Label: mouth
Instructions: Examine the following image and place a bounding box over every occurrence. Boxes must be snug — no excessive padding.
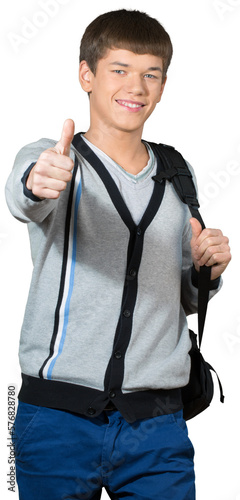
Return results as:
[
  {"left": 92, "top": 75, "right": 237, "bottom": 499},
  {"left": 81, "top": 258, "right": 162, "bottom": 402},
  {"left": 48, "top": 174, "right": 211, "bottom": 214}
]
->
[{"left": 116, "top": 99, "right": 145, "bottom": 111}]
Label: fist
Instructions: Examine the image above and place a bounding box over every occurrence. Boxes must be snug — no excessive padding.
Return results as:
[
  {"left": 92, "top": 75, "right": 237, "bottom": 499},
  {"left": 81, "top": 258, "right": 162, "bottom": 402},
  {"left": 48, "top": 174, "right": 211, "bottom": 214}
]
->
[
  {"left": 26, "top": 119, "right": 75, "bottom": 199},
  {"left": 190, "top": 217, "right": 231, "bottom": 280}
]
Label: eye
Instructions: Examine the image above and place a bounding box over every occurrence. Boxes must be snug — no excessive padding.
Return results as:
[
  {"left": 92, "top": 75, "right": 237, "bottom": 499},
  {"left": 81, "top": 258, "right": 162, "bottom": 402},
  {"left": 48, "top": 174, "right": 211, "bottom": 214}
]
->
[
  {"left": 113, "top": 69, "right": 125, "bottom": 75},
  {"left": 144, "top": 73, "right": 157, "bottom": 79}
]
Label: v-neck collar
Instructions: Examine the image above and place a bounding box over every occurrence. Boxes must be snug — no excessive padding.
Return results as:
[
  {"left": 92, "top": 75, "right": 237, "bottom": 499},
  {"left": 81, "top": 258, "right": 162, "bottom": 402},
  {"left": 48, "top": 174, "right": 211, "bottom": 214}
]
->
[{"left": 72, "top": 133, "right": 166, "bottom": 234}]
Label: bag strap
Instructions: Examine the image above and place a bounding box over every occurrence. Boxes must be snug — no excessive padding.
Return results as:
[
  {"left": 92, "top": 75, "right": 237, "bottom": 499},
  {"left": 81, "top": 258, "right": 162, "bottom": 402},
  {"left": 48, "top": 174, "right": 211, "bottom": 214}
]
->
[{"left": 150, "top": 142, "right": 211, "bottom": 348}]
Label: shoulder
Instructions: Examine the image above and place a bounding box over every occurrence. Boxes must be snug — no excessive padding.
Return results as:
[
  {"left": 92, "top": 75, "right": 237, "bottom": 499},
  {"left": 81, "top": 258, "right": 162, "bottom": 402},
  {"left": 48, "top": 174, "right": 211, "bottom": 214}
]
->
[
  {"left": 147, "top": 140, "right": 198, "bottom": 191},
  {"left": 14, "top": 138, "right": 57, "bottom": 163}
]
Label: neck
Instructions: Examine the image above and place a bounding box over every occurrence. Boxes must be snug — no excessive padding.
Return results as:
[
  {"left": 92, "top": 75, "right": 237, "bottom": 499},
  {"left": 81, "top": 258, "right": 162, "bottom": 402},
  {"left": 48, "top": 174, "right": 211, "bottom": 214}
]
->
[{"left": 84, "top": 127, "right": 149, "bottom": 175}]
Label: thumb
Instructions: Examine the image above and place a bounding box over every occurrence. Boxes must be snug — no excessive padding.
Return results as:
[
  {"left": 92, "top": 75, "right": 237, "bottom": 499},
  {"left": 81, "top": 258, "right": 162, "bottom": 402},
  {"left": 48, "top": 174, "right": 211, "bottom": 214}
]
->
[
  {"left": 55, "top": 119, "right": 75, "bottom": 156},
  {"left": 190, "top": 217, "right": 202, "bottom": 243}
]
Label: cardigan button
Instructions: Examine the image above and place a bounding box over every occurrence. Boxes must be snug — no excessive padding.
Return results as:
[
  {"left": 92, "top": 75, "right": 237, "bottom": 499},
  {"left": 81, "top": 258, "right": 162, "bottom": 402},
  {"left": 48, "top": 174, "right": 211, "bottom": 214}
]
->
[
  {"left": 114, "top": 351, "right": 122, "bottom": 359},
  {"left": 109, "top": 390, "right": 116, "bottom": 399},
  {"left": 87, "top": 407, "right": 96, "bottom": 416},
  {"left": 123, "top": 309, "right": 131, "bottom": 318},
  {"left": 129, "top": 268, "right": 137, "bottom": 278}
]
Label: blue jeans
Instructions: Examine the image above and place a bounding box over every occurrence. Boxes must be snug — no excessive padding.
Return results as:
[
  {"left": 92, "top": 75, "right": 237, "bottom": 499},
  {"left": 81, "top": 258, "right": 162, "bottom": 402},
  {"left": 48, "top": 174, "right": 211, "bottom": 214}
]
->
[{"left": 13, "top": 402, "right": 195, "bottom": 500}]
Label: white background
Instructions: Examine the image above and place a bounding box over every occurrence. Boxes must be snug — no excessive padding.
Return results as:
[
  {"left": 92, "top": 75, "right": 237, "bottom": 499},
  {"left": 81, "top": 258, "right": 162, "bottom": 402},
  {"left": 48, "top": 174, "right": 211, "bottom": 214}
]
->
[{"left": 1, "top": 0, "right": 239, "bottom": 499}]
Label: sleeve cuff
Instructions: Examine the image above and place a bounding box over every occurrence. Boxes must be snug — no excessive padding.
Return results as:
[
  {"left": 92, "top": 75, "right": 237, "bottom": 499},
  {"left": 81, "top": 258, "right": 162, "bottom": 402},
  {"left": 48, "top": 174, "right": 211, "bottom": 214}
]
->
[
  {"left": 21, "top": 163, "right": 43, "bottom": 202},
  {"left": 191, "top": 265, "right": 221, "bottom": 290}
]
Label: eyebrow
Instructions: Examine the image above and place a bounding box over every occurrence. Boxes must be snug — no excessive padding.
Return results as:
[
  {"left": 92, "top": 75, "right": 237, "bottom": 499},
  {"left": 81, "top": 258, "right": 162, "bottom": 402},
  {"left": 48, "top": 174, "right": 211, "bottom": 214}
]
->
[{"left": 109, "top": 62, "right": 162, "bottom": 72}]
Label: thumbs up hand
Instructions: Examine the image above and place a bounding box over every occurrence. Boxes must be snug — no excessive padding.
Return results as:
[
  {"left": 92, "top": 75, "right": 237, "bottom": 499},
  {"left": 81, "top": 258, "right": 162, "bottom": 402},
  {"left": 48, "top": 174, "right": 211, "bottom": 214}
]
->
[
  {"left": 26, "top": 119, "right": 75, "bottom": 199},
  {"left": 190, "top": 218, "right": 231, "bottom": 280},
  {"left": 54, "top": 118, "right": 75, "bottom": 157}
]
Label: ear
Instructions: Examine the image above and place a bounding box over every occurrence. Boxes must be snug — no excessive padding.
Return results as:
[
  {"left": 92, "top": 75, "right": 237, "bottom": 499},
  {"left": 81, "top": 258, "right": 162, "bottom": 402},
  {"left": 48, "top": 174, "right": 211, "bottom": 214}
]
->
[
  {"left": 157, "top": 75, "right": 167, "bottom": 103},
  {"left": 79, "top": 60, "right": 93, "bottom": 93}
]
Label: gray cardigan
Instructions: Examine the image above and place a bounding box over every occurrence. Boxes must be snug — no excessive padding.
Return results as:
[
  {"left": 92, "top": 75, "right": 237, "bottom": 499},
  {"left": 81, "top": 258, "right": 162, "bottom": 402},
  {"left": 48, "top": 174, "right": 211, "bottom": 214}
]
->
[{"left": 5, "top": 134, "right": 220, "bottom": 422}]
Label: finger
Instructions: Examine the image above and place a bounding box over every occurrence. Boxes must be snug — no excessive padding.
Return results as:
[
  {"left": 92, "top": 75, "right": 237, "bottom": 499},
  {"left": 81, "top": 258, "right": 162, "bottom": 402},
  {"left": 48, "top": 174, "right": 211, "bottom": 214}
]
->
[
  {"left": 46, "top": 166, "right": 72, "bottom": 183},
  {"left": 54, "top": 119, "right": 75, "bottom": 156},
  {"left": 44, "top": 177, "right": 69, "bottom": 192},
  {"left": 191, "top": 226, "right": 223, "bottom": 249},
  {"left": 195, "top": 245, "right": 229, "bottom": 268},
  {"left": 38, "top": 188, "right": 61, "bottom": 200},
  {"left": 192, "top": 235, "right": 227, "bottom": 260},
  {"left": 210, "top": 253, "right": 232, "bottom": 280},
  {"left": 190, "top": 218, "right": 202, "bottom": 244},
  {"left": 32, "top": 177, "right": 69, "bottom": 199},
  {"left": 203, "top": 253, "right": 230, "bottom": 280},
  {"left": 38, "top": 150, "right": 74, "bottom": 172}
]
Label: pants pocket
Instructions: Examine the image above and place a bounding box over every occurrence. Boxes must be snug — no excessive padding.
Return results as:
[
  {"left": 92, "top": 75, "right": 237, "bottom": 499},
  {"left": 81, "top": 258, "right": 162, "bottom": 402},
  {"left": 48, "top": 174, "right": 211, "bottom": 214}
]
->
[
  {"left": 12, "top": 401, "right": 43, "bottom": 457},
  {"left": 170, "top": 410, "right": 195, "bottom": 454}
]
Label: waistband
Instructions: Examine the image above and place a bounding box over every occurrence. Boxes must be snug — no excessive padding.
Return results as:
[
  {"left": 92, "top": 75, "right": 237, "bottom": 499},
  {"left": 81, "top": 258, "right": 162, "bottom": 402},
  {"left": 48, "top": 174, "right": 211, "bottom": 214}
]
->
[{"left": 18, "top": 373, "right": 183, "bottom": 423}]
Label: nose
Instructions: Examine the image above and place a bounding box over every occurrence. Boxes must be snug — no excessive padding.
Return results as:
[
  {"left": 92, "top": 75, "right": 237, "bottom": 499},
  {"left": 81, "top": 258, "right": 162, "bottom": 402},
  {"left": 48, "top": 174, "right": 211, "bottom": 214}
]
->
[{"left": 124, "top": 74, "right": 146, "bottom": 96}]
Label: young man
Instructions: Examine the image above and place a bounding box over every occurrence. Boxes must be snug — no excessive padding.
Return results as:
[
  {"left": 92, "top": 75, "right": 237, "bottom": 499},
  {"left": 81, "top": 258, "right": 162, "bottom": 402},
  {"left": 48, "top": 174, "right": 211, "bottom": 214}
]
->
[{"left": 6, "top": 9, "right": 231, "bottom": 500}]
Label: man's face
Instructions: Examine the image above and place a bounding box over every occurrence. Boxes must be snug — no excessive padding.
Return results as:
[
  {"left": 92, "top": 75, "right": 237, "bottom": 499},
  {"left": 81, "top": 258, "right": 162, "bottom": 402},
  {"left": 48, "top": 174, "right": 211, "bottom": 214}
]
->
[{"left": 79, "top": 48, "right": 166, "bottom": 137}]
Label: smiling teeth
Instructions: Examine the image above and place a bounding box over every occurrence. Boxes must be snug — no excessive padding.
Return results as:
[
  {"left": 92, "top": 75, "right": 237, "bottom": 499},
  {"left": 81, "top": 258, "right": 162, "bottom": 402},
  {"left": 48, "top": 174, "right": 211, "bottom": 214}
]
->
[{"left": 119, "top": 101, "right": 142, "bottom": 108}]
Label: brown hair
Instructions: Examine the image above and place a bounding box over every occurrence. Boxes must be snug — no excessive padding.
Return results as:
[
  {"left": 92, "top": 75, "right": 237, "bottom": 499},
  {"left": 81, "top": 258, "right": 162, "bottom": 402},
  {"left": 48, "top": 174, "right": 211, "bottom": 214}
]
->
[{"left": 80, "top": 9, "right": 173, "bottom": 80}]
